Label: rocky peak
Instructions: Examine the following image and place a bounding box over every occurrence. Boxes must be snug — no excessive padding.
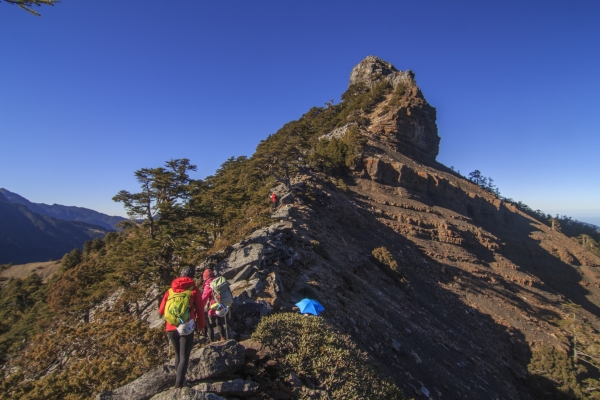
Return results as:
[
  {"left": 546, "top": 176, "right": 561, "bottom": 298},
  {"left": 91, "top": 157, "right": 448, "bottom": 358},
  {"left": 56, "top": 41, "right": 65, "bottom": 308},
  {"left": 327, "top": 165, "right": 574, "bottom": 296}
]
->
[
  {"left": 349, "top": 55, "right": 415, "bottom": 89},
  {"left": 347, "top": 56, "right": 440, "bottom": 162}
]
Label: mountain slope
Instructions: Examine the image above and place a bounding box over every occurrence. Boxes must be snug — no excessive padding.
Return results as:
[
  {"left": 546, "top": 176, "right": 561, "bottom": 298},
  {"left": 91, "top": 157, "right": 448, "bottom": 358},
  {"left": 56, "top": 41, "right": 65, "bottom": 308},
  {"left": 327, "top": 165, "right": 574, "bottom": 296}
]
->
[
  {"left": 0, "top": 192, "right": 110, "bottom": 264},
  {"left": 2, "top": 56, "right": 600, "bottom": 399},
  {"left": 0, "top": 188, "right": 125, "bottom": 230}
]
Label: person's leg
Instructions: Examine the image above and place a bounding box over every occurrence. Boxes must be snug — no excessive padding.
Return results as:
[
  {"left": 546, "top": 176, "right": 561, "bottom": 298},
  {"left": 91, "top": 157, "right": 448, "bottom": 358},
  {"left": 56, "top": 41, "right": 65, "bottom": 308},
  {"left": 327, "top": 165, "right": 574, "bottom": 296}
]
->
[
  {"left": 215, "top": 316, "right": 225, "bottom": 340},
  {"left": 167, "top": 331, "right": 183, "bottom": 387},
  {"left": 222, "top": 312, "right": 229, "bottom": 340},
  {"left": 208, "top": 314, "right": 216, "bottom": 342},
  {"left": 177, "top": 331, "right": 195, "bottom": 387},
  {"left": 167, "top": 331, "right": 181, "bottom": 368}
]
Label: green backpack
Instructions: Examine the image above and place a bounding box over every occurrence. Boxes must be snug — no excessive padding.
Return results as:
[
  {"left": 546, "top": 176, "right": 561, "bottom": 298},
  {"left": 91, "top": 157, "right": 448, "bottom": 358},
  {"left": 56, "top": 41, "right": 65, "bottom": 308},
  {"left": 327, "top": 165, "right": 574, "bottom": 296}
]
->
[{"left": 164, "top": 287, "right": 193, "bottom": 326}]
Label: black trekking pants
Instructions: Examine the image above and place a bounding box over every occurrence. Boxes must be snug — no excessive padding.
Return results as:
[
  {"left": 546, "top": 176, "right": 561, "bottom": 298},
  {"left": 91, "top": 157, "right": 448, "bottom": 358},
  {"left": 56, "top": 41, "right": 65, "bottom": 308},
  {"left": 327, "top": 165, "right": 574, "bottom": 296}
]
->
[
  {"left": 207, "top": 313, "right": 227, "bottom": 341},
  {"left": 167, "top": 330, "right": 194, "bottom": 387}
]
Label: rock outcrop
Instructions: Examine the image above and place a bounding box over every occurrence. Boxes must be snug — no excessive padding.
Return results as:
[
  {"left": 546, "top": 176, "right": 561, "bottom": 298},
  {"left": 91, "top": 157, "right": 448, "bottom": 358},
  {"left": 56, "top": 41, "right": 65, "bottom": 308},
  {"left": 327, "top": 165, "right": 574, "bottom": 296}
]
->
[
  {"left": 350, "top": 55, "right": 440, "bottom": 162},
  {"left": 99, "top": 341, "right": 256, "bottom": 400},
  {"left": 187, "top": 340, "right": 245, "bottom": 381}
]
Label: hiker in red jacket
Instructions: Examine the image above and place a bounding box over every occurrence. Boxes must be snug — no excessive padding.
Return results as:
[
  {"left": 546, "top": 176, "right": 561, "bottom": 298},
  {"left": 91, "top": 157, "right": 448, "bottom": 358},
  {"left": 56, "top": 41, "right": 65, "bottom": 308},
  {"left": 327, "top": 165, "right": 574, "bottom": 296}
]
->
[
  {"left": 159, "top": 267, "right": 205, "bottom": 388},
  {"left": 201, "top": 269, "right": 227, "bottom": 342},
  {"left": 270, "top": 192, "right": 278, "bottom": 210}
]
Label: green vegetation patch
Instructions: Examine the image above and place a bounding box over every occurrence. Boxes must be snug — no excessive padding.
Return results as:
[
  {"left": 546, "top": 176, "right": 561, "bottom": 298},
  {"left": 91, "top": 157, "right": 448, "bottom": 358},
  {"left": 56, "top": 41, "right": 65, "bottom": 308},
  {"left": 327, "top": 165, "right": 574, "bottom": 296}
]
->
[
  {"left": 252, "top": 312, "right": 404, "bottom": 399},
  {"left": 527, "top": 346, "right": 585, "bottom": 400},
  {"left": 1, "top": 312, "right": 167, "bottom": 400},
  {"left": 372, "top": 246, "right": 404, "bottom": 281}
]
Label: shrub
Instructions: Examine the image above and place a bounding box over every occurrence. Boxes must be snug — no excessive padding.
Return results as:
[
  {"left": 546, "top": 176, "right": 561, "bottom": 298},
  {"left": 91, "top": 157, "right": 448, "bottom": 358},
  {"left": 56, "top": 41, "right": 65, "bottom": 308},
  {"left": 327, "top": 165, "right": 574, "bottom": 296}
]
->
[
  {"left": 526, "top": 346, "right": 584, "bottom": 399},
  {"left": 336, "top": 179, "right": 348, "bottom": 192},
  {"left": 371, "top": 246, "right": 401, "bottom": 273},
  {"left": 388, "top": 83, "right": 407, "bottom": 108},
  {"left": 1, "top": 312, "right": 168, "bottom": 400},
  {"left": 252, "top": 313, "right": 404, "bottom": 399},
  {"left": 308, "top": 125, "right": 366, "bottom": 174}
]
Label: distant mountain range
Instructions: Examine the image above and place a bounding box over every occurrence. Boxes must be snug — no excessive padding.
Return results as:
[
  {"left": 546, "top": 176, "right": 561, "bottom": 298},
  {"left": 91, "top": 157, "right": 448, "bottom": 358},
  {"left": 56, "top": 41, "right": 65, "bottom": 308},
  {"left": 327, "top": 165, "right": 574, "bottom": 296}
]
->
[
  {"left": 0, "top": 188, "right": 125, "bottom": 230},
  {"left": 0, "top": 189, "right": 125, "bottom": 264}
]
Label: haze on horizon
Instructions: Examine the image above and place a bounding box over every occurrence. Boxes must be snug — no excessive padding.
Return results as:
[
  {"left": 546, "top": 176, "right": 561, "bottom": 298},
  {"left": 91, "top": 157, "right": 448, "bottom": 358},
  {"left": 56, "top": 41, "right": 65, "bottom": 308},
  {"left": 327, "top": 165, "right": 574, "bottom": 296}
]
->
[{"left": 1, "top": 1, "right": 598, "bottom": 225}]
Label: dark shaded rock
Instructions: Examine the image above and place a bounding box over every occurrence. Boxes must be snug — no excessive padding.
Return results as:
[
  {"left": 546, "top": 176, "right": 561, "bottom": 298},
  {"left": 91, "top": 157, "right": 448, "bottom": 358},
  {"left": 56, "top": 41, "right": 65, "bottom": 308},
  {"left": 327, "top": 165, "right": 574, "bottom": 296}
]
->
[
  {"left": 229, "top": 301, "right": 272, "bottom": 336},
  {"left": 150, "top": 387, "right": 225, "bottom": 400},
  {"left": 280, "top": 193, "right": 294, "bottom": 204},
  {"left": 267, "top": 221, "right": 293, "bottom": 236},
  {"left": 97, "top": 364, "right": 176, "bottom": 400},
  {"left": 193, "top": 379, "right": 259, "bottom": 396},
  {"left": 230, "top": 278, "right": 263, "bottom": 298},
  {"left": 240, "top": 339, "right": 270, "bottom": 362},
  {"left": 187, "top": 340, "right": 245, "bottom": 381}
]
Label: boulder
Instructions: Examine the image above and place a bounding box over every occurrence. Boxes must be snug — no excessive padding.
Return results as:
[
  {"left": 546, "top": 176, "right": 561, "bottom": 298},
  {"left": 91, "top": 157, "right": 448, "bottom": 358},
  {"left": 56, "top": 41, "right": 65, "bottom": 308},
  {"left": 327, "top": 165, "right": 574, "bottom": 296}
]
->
[
  {"left": 150, "top": 387, "right": 225, "bottom": 400},
  {"left": 246, "top": 228, "right": 270, "bottom": 244},
  {"left": 245, "top": 279, "right": 264, "bottom": 298},
  {"left": 97, "top": 364, "right": 176, "bottom": 400},
  {"left": 239, "top": 339, "right": 271, "bottom": 362},
  {"left": 187, "top": 340, "right": 245, "bottom": 381},
  {"left": 280, "top": 192, "right": 294, "bottom": 204},
  {"left": 193, "top": 379, "right": 259, "bottom": 396},
  {"left": 267, "top": 221, "right": 293, "bottom": 236},
  {"left": 231, "top": 265, "right": 255, "bottom": 284},
  {"left": 229, "top": 300, "right": 272, "bottom": 336},
  {"left": 271, "top": 206, "right": 292, "bottom": 220},
  {"left": 216, "top": 244, "right": 263, "bottom": 279}
]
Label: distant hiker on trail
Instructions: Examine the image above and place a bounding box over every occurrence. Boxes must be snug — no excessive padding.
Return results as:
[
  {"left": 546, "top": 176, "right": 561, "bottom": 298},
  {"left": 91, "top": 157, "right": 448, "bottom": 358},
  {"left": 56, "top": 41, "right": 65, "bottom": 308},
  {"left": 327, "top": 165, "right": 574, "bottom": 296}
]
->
[
  {"left": 270, "top": 192, "right": 278, "bottom": 210},
  {"left": 159, "top": 267, "right": 205, "bottom": 388},
  {"left": 202, "top": 269, "right": 231, "bottom": 342}
]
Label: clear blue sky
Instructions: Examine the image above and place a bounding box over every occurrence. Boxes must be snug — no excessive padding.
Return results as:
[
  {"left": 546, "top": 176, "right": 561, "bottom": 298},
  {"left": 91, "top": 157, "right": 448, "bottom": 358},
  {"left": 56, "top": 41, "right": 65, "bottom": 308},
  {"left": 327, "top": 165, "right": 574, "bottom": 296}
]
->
[{"left": 1, "top": 1, "right": 599, "bottom": 225}]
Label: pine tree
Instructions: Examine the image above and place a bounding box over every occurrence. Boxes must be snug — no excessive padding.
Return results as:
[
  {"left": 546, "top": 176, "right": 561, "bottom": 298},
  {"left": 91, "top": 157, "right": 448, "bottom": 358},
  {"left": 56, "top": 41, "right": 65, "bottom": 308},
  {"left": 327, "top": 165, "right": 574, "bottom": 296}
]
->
[{"left": 2, "top": 0, "right": 58, "bottom": 16}]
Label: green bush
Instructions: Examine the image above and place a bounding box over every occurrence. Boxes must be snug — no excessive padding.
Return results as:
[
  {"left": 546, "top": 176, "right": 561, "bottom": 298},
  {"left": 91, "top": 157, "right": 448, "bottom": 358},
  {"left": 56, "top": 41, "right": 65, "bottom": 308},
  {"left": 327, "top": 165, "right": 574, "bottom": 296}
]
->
[
  {"left": 252, "top": 313, "right": 404, "bottom": 399},
  {"left": 526, "top": 346, "right": 584, "bottom": 399},
  {"left": 388, "top": 83, "right": 407, "bottom": 108},
  {"left": 308, "top": 125, "right": 366, "bottom": 174},
  {"left": 372, "top": 247, "right": 404, "bottom": 280}
]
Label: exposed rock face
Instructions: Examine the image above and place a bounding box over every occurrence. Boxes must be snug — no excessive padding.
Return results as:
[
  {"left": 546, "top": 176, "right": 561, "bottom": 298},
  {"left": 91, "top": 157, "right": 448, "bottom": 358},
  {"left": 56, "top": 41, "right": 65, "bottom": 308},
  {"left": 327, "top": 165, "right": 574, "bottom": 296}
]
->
[
  {"left": 150, "top": 388, "right": 225, "bottom": 400},
  {"left": 349, "top": 55, "right": 413, "bottom": 88},
  {"left": 193, "top": 379, "right": 259, "bottom": 396},
  {"left": 349, "top": 55, "right": 440, "bottom": 162},
  {"left": 97, "top": 364, "right": 177, "bottom": 400},
  {"left": 187, "top": 340, "right": 245, "bottom": 381}
]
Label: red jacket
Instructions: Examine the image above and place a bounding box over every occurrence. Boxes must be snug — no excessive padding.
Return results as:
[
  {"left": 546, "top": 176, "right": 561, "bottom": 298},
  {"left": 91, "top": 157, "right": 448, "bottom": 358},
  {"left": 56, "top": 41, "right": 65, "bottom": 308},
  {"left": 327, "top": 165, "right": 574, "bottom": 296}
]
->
[
  {"left": 202, "top": 277, "right": 217, "bottom": 317},
  {"left": 271, "top": 193, "right": 277, "bottom": 203},
  {"left": 159, "top": 277, "right": 205, "bottom": 332}
]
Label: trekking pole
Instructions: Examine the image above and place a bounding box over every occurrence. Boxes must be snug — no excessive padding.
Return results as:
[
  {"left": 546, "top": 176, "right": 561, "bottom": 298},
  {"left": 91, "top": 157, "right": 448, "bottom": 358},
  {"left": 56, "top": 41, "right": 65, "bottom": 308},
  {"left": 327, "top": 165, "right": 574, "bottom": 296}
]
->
[{"left": 224, "top": 312, "right": 229, "bottom": 340}]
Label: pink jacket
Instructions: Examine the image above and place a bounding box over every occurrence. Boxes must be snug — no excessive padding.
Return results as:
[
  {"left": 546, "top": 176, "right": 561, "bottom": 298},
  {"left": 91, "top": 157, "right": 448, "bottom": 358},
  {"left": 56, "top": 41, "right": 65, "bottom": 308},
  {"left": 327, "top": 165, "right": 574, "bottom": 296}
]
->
[{"left": 202, "top": 277, "right": 217, "bottom": 317}]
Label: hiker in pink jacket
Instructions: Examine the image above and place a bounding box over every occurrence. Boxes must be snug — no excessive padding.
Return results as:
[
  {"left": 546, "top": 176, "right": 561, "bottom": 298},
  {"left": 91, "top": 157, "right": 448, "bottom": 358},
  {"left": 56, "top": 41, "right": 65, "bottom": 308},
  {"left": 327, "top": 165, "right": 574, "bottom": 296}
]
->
[{"left": 201, "top": 269, "right": 227, "bottom": 341}]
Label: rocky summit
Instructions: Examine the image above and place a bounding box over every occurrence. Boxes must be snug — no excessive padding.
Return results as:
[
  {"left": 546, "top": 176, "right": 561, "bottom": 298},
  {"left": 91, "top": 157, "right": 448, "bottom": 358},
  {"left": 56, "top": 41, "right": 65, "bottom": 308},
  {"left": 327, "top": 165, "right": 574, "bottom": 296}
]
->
[
  {"left": 3, "top": 56, "right": 600, "bottom": 400},
  {"left": 350, "top": 55, "right": 440, "bottom": 161}
]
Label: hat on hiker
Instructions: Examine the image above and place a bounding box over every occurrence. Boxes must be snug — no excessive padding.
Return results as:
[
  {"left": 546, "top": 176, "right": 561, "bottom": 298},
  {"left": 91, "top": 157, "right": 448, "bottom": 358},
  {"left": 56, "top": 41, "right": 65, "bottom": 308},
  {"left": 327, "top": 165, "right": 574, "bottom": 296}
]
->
[
  {"left": 180, "top": 267, "right": 195, "bottom": 278},
  {"left": 203, "top": 269, "right": 214, "bottom": 280}
]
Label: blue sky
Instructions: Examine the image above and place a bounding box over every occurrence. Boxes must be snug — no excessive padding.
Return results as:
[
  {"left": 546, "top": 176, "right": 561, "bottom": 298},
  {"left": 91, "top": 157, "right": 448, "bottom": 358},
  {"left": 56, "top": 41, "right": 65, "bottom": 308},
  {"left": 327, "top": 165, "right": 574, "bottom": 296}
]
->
[{"left": 1, "top": 1, "right": 599, "bottom": 225}]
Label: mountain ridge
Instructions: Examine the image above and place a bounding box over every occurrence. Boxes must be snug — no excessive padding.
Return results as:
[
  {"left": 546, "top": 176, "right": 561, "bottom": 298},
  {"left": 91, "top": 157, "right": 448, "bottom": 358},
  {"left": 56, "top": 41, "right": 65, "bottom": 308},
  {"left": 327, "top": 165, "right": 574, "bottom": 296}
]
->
[
  {"left": 2, "top": 56, "right": 600, "bottom": 399},
  {"left": 0, "top": 191, "right": 111, "bottom": 264},
  {"left": 0, "top": 188, "right": 125, "bottom": 230}
]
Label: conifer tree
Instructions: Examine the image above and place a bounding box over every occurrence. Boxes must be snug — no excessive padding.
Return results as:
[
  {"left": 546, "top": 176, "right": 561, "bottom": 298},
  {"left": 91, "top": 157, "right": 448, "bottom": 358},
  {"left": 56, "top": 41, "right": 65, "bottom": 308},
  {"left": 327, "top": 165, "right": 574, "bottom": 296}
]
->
[{"left": 2, "top": 0, "right": 58, "bottom": 16}]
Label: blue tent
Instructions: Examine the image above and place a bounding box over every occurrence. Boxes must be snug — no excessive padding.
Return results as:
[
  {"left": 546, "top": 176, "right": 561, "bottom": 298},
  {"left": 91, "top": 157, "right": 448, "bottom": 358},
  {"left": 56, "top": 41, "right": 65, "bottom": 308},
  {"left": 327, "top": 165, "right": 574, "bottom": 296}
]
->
[{"left": 295, "top": 298, "right": 325, "bottom": 315}]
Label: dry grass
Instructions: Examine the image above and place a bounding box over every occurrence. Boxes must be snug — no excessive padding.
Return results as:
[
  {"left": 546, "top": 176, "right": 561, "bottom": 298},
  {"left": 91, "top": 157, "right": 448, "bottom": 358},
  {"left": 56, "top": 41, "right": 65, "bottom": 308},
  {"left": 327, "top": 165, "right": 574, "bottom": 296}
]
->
[{"left": 0, "top": 260, "right": 60, "bottom": 286}]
